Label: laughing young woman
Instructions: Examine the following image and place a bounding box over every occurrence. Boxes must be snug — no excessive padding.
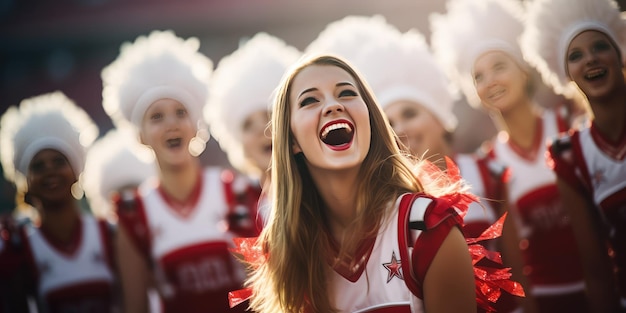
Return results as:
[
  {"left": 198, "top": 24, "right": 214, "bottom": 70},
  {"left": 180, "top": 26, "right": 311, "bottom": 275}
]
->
[
  {"left": 234, "top": 54, "right": 482, "bottom": 313},
  {"left": 430, "top": 0, "right": 589, "bottom": 311},
  {"left": 523, "top": 0, "right": 626, "bottom": 311}
]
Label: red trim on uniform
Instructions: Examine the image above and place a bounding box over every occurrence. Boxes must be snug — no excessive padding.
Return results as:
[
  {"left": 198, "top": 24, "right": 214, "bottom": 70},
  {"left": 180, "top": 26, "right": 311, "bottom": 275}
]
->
[
  {"left": 570, "top": 131, "right": 593, "bottom": 194},
  {"left": 114, "top": 190, "right": 153, "bottom": 263},
  {"left": 600, "top": 187, "right": 626, "bottom": 210},
  {"left": 45, "top": 280, "right": 112, "bottom": 312},
  {"left": 397, "top": 193, "right": 463, "bottom": 299},
  {"left": 247, "top": 184, "right": 263, "bottom": 235},
  {"left": 397, "top": 193, "right": 421, "bottom": 298},
  {"left": 328, "top": 233, "right": 376, "bottom": 283},
  {"left": 253, "top": 186, "right": 266, "bottom": 233},
  {"left": 476, "top": 156, "right": 505, "bottom": 214},
  {"left": 96, "top": 219, "right": 115, "bottom": 271},
  {"left": 590, "top": 122, "right": 626, "bottom": 161},
  {"left": 160, "top": 240, "right": 231, "bottom": 263},
  {"left": 20, "top": 226, "right": 39, "bottom": 282},
  {"left": 362, "top": 305, "right": 411, "bottom": 313},
  {"left": 158, "top": 171, "right": 204, "bottom": 219},
  {"left": 39, "top": 215, "right": 83, "bottom": 258},
  {"left": 413, "top": 214, "right": 459, "bottom": 292},
  {"left": 222, "top": 170, "right": 265, "bottom": 237},
  {"left": 221, "top": 169, "right": 235, "bottom": 208},
  {"left": 507, "top": 115, "right": 544, "bottom": 162},
  {"left": 550, "top": 131, "right": 588, "bottom": 194}
]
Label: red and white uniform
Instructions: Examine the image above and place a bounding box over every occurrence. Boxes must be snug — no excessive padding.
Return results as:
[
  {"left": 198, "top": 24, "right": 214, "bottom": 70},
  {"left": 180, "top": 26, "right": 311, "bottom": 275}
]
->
[
  {"left": 225, "top": 174, "right": 265, "bottom": 237},
  {"left": 455, "top": 153, "right": 503, "bottom": 238},
  {"left": 116, "top": 167, "right": 248, "bottom": 313},
  {"left": 488, "top": 109, "right": 587, "bottom": 311},
  {"left": 456, "top": 154, "right": 521, "bottom": 313},
  {"left": 22, "top": 214, "right": 116, "bottom": 313},
  {"left": 550, "top": 121, "right": 626, "bottom": 308},
  {"left": 328, "top": 193, "right": 462, "bottom": 313}
]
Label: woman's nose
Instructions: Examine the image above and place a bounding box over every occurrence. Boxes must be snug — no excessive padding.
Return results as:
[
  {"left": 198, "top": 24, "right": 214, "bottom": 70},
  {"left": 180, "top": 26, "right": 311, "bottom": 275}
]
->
[{"left": 323, "top": 101, "right": 344, "bottom": 116}]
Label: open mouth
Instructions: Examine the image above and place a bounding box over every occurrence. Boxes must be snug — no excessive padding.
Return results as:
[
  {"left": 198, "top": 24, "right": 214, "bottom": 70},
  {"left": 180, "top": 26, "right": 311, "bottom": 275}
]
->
[
  {"left": 166, "top": 138, "right": 183, "bottom": 148},
  {"left": 489, "top": 88, "right": 505, "bottom": 100},
  {"left": 320, "top": 120, "right": 354, "bottom": 147},
  {"left": 585, "top": 68, "right": 607, "bottom": 80}
]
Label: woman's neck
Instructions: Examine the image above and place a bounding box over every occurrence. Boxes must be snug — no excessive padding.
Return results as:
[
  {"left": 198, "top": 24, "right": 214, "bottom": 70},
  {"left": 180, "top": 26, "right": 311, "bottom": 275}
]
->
[
  {"left": 310, "top": 167, "right": 359, "bottom": 240},
  {"left": 158, "top": 159, "right": 201, "bottom": 202},
  {"left": 589, "top": 86, "right": 626, "bottom": 142},
  {"left": 495, "top": 99, "right": 539, "bottom": 150},
  {"left": 40, "top": 201, "right": 80, "bottom": 244}
]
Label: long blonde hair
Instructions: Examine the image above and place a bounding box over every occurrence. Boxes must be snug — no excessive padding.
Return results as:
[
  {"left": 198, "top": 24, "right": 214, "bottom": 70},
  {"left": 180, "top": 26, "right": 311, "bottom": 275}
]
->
[{"left": 247, "top": 55, "right": 424, "bottom": 313}]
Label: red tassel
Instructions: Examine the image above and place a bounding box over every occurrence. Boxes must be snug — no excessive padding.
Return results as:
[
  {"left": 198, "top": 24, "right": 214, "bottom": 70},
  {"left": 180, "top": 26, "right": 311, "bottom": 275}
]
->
[{"left": 228, "top": 288, "right": 253, "bottom": 308}]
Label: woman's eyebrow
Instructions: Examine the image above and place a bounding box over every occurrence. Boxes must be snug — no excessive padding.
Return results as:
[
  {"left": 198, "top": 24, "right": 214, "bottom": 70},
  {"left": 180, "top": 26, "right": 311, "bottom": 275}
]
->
[{"left": 298, "top": 87, "right": 318, "bottom": 99}]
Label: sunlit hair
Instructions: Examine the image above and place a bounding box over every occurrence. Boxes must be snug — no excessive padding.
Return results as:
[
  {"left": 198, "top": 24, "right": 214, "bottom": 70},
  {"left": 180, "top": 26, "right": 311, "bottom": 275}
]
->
[{"left": 246, "top": 54, "right": 427, "bottom": 313}]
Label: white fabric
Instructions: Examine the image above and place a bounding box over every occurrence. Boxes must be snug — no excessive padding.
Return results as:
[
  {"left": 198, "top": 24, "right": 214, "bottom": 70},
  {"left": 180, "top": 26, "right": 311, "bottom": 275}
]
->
[
  {"left": 329, "top": 196, "right": 424, "bottom": 312},
  {"left": 140, "top": 167, "right": 231, "bottom": 259},
  {"left": 578, "top": 128, "right": 626, "bottom": 208},
  {"left": 455, "top": 154, "right": 498, "bottom": 225},
  {"left": 26, "top": 214, "right": 113, "bottom": 298}
]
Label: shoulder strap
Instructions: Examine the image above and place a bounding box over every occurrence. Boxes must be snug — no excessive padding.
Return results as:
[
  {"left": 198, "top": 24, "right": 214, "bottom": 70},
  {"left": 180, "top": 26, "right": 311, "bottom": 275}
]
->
[
  {"left": 222, "top": 169, "right": 262, "bottom": 237},
  {"left": 476, "top": 155, "right": 509, "bottom": 215},
  {"left": 399, "top": 193, "right": 526, "bottom": 310},
  {"left": 549, "top": 130, "right": 593, "bottom": 194},
  {"left": 96, "top": 218, "right": 117, "bottom": 271},
  {"left": 113, "top": 188, "right": 153, "bottom": 267},
  {"left": 397, "top": 193, "right": 434, "bottom": 299}
]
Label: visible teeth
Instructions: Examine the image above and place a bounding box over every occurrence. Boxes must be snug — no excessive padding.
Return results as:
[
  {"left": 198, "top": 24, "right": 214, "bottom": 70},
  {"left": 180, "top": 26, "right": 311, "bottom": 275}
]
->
[
  {"left": 586, "top": 69, "right": 606, "bottom": 79},
  {"left": 321, "top": 123, "right": 352, "bottom": 139},
  {"left": 490, "top": 89, "right": 505, "bottom": 99},
  {"left": 167, "top": 138, "right": 182, "bottom": 147}
]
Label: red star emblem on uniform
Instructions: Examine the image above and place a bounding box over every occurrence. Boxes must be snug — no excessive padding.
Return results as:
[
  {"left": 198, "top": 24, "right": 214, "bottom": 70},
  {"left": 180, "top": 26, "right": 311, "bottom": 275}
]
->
[{"left": 383, "top": 251, "right": 403, "bottom": 283}]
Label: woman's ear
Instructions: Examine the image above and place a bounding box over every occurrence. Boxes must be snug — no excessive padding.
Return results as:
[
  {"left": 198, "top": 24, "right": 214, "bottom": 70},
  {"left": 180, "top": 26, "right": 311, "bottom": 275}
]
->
[{"left": 292, "top": 139, "right": 302, "bottom": 155}]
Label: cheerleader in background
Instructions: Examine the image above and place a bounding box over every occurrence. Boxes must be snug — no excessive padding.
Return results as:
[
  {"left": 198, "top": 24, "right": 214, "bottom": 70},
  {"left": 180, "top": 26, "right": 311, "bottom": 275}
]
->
[
  {"left": 0, "top": 91, "right": 118, "bottom": 312},
  {"left": 205, "top": 32, "right": 301, "bottom": 234},
  {"left": 81, "top": 127, "right": 161, "bottom": 312},
  {"left": 430, "top": 0, "right": 588, "bottom": 312},
  {"left": 101, "top": 30, "right": 249, "bottom": 313},
  {"left": 81, "top": 127, "right": 156, "bottom": 223},
  {"left": 523, "top": 0, "right": 626, "bottom": 311}
]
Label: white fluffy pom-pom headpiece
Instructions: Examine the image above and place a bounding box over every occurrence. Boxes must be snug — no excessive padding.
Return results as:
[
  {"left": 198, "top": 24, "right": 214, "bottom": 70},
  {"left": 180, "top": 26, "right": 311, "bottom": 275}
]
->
[
  {"left": 101, "top": 30, "right": 213, "bottom": 131},
  {"left": 305, "top": 15, "right": 400, "bottom": 65},
  {"left": 81, "top": 127, "right": 155, "bottom": 218},
  {"left": 430, "top": 0, "right": 526, "bottom": 108},
  {"left": 205, "top": 32, "right": 300, "bottom": 175},
  {"left": 356, "top": 29, "right": 458, "bottom": 132},
  {"left": 521, "top": 0, "right": 626, "bottom": 96},
  {"left": 0, "top": 91, "right": 99, "bottom": 186}
]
